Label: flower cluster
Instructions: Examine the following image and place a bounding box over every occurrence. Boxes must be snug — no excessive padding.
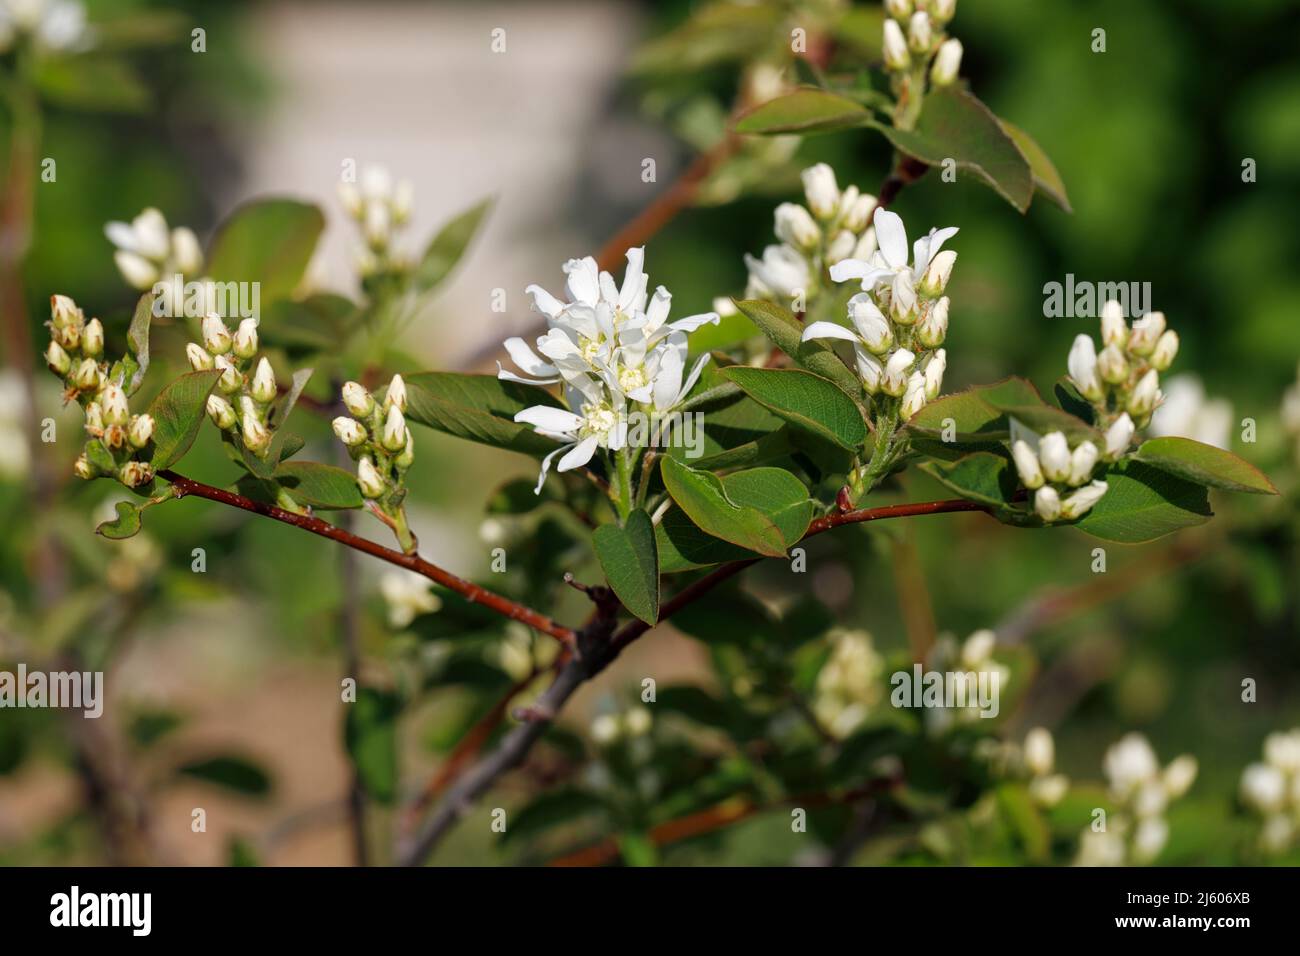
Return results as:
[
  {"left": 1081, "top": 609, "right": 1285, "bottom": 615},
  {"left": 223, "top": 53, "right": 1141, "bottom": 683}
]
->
[
  {"left": 503, "top": 248, "right": 719, "bottom": 493},
  {"left": 1010, "top": 429, "right": 1109, "bottom": 523},
  {"left": 1238, "top": 728, "right": 1300, "bottom": 856},
  {"left": 813, "top": 206, "right": 955, "bottom": 420},
  {"left": 0, "top": 0, "right": 87, "bottom": 54},
  {"left": 738, "top": 163, "right": 879, "bottom": 308},
  {"left": 186, "top": 314, "right": 285, "bottom": 459},
  {"left": 811, "top": 628, "right": 884, "bottom": 740},
  {"left": 1067, "top": 299, "right": 1179, "bottom": 440},
  {"left": 882, "top": 0, "right": 963, "bottom": 90},
  {"left": 44, "top": 295, "right": 155, "bottom": 488},
  {"left": 924, "top": 628, "right": 1006, "bottom": 732},
  {"left": 105, "top": 207, "right": 203, "bottom": 292},
  {"left": 338, "top": 165, "right": 414, "bottom": 278},
  {"left": 1075, "top": 733, "right": 1197, "bottom": 866},
  {"left": 332, "top": 375, "right": 416, "bottom": 550}
]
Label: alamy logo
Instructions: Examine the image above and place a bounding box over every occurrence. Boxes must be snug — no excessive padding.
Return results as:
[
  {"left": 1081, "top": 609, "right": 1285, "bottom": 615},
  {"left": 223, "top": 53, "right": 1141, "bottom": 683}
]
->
[
  {"left": 1042, "top": 274, "right": 1151, "bottom": 319},
  {"left": 151, "top": 273, "right": 260, "bottom": 321},
  {"left": 889, "top": 664, "right": 1001, "bottom": 718},
  {"left": 50, "top": 886, "right": 151, "bottom": 936},
  {"left": 0, "top": 665, "right": 103, "bottom": 718}
]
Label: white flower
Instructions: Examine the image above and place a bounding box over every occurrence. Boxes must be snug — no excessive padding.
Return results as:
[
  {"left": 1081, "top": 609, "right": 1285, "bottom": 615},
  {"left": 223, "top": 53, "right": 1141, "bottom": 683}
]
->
[
  {"left": 1024, "top": 728, "right": 1055, "bottom": 777},
  {"left": 1104, "top": 733, "right": 1159, "bottom": 800},
  {"left": 1067, "top": 334, "right": 1103, "bottom": 401},
  {"left": 384, "top": 374, "right": 407, "bottom": 412},
  {"left": 1076, "top": 829, "right": 1127, "bottom": 867},
  {"left": 113, "top": 251, "right": 158, "bottom": 290},
  {"left": 802, "top": 294, "right": 892, "bottom": 365},
  {"left": 379, "top": 570, "right": 441, "bottom": 629},
  {"left": 1011, "top": 440, "right": 1044, "bottom": 489},
  {"left": 745, "top": 244, "right": 809, "bottom": 300},
  {"left": 1263, "top": 729, "right": 1300, "bottom": 773},
  {"left": 515, "top": 377, "right": 629, "bottom": 494},
  {"left": 1131, "top": 817, "right": 1168, "bottom": 864},
  {"left": 171, "top": 227, "right": 203, "bottom": 274},
  {"left": 1060, "top": 480, "right": 1107, "bottom": 520},
  {"left": 1038, "top": 431, "right": 1071, "bottom": 483},
  {"left": 1030, "top": 773, "right": 1068, "bottom": 808},
  {"left": 1104, "top": 412, "right": 1135, "bottom": 459},
  {"left": 930, "top": 38, "right": 962, "bottom": 85},
  {"left": 774, "top": 202, "right": 820, "bottom": 250},
  {"left": 1148, "top": 375, "right": 1232, "bottom": 450},
  {"left": 1162, "top": 755, "right": 1198, "bottom": 800},
  {"left": 882, "top": 348, "right": 915, "bottom": 397},
  {"left": 829, "top": 208, "right": 958, "bottom": 302},
  {"left": 961, "top": 629, "right": 996, "bottom": 666},
  {"left": 800, "top": 163, "right": 839, "bottom": 220}
]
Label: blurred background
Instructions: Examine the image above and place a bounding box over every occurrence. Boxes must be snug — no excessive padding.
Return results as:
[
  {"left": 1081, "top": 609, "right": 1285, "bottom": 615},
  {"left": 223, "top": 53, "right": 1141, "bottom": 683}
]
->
[{"left": 1, "top": 0, "right": 1298, "bottom": 866}]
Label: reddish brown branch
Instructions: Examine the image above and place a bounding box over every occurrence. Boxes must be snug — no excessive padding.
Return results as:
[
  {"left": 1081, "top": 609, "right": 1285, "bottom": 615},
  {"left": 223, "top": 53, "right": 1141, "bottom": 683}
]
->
[{"left": 159, "top": 470, "right": 578, "bottom": 646}]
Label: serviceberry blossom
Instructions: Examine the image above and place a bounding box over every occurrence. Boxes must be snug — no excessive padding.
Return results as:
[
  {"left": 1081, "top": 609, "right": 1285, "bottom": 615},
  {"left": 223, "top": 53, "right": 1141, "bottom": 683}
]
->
[
  {"left": 338, "top": 164, "right": 414, "bottom": 276},
  {"left": 105, "top": 207, "right": 203, "bottom": 291},
  {"left": 1010, "top": 427, "right": 1108, "bottom": 522}
]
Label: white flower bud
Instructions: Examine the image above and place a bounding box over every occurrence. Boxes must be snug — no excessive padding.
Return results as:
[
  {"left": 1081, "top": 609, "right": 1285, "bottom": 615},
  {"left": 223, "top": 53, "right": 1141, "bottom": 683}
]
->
[
  {"left": 214, "top": 355, "right": 242, "bottom": 394},
  {"left": 1024, "top": 728, "right": 1055, "bottom": 776},
  {"left": 882, "top": 349, "right": 914, "bottom": 397},
  {"left": 186, "top": 342, "right": 214, "bottom": 371},
  {"left": 931, "top": 0, "right": 957, "bottom": 23},
  {"left": 384, "top": 374, "right": 407, "bottom": 412},
  {"left": 361, "top": 165, "right": 393, "bottom": 201},
  {"left": 883, "top": 18, "right": 911, "bottom": 70},
  {"left": 1104, "top": 413, "right": 1135, "bottom": 459},
  {"left": 924, "top": 348, "right": 946, "bottom": 400},
  {"left": 930, "top": 38, "right": 962, "bottom": 86},
  {"left": 901, "top": 373, "right": 927, "bottom": 418},
  {"left": 852, "top": 228, "right": 878, "bottom": 261},
  {"left": 381, "top": 404, "right": 407, "bottom": 452},
  {"left": 1163, "top": 755, "right": 1197, "bottom": 800},
  {"left": 102, "top": 383, "right": 129, "bottom": 426},
  {"left": 1067, "top": 334, "right": 1103, "bottom": 401},
  {"left": 333, "top": 416, "right": 367, "bottom": 447},
  {"left": 241, "top": 406, "right": 270, "bottom": 454},
  {"left": 206, "top": 394, "right": 237, "bottom": 430},
  {"left": 1034, "top": 485, "right": 1062, "bottom": 521},
  {"left": 1127, "top": 369, "right": 1160, "bottom": 418},
  {"left": 232, "top": 318, "right": 259, "bottom": 359},
  {"left": 1100, "top": 300, "right": 1127, "bottom": 348},
  {"left": 74, "top": 454, "right": 95, "bottom": 480},
  {"left": 890, "top": 270, "right": 918, "bottom": 325},
  {"left": 1011, "top": 440, "right": 1044, "bottom": 489},
  {"left": 119, "top": 461, "right": 155, "bottom": 489},
  {"left": 50, "top": 294, "right": 82, "bottom": 329},
  {"left": 45, "top": 340, "right": 71, "bottom": 375},
  {"left": 114, "top": 250, "right": 159, "bottom": 290},
  {"left": 73, "top": 358, "right": 100, "bottom": 391},
  {"left": 824, "top": 229, "right": 856, "bottom": 265},
  {"left": 357, "top": 456, "right": 386, "bottom": 498},
  {"left": 1068, "top": 440, "right": 1099, "bottom": 486},
  {"left": 82, "top": 318, "right": 104, "bottom": 357},
  {"left": 1240, "top": 763, "right": 1286, "bottom": 814},
  {"left": 885, "top": 0, "right": 912, "bottom": 20},
  {"left": 774, "top": 202, "right": 821, "bottom": 250},
  {"left": 1038, "top": 431, "right": 1071, "bottom": 483},
  {"left": 1127, "top": 311, "right": 1166, "bottom": 357},
  {"left": 170, "top": 227, "right": 203, "bottom": 274},
  {"left": 128, "top": 414, "right": 154, "bottom": 449},
  {"left": 1060, "top": 480, "right": 1108, "bottom": 519},
  {"left": 395, "top": 429, "right": 415, "bottom": 469},
  {"left": 201, "top": 313, "right": 232, "bottom": 355},
  {"left": 1097, "top": 344, "right": 1129, "bottom": 385},
  {"left": 962, "top": 629, "right": 996, "bottom": 666},
  {"left": 917, "top": 296, "right": 949, "bottom": 348},
  {"left": 342, "top": 381, "right": 374, "bottom": 418},
  {"left": 103, "top": 424, "right": 126, "bottom": 449},
  {"left": 251, "top": 357, "right": 277, "bottom": 404},
  {"left": 907, "top": 11, "right": 932, "bottom": 53},
  {"left": 920, "top": 249, "right": 956, "bottom": 297},
  {"left": 843, "top": 192, "right": 877, "bottom": 233},
  {"left": 84, "top": 402, "right": 103, "bottom": 436},
  {"left": 132, "top": 208, "right": 171, "bottom": 260},
  {"left": 849, "top": 295, "right": 892, "bottom": 354},
  {"left": 1150, "top": 330, "right": 1179, "bottom": 372},
  {"left": 856, "top": 352, "right": 884, "bottom": 394},
  {"left": 800, "top": 163, "right": 840, "bottom": 220}
]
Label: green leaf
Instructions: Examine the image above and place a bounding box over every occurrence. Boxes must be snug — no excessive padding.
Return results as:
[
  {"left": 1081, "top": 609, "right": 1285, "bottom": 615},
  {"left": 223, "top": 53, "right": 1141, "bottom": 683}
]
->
[
  {"left": 661, "top": 459, "right": 790, "bottom": 558},
  {"left": 735, "top": 88, "right": 871, "bottom": 135},
  {"left": 404, "top": 372, "right": 564, "bottom": 457},
  {"left": 34, "top": 57, "right": 150, "bottom": 112},
  {"left": 177, "top": 755, "right": 271, "bottom": 797},
  {"left": 259, "top": 294, "right": 359, "bottom": 354},
  {"left": 723, "top": 366, "right": 867, "bottom": 451},
  {"left": 95, "top": 501, "right": 143, "bottom": 539},
  {"left": 733, "top": 299, "right": 865, "bottom": 408},
  {"left": 999, "top": 119, "right": 1072, "bottom": 213},
  {"left": 125, "top": 292, "right": 152, "bottom": 395},
  {"left": 630, "top": 2, "right": 782, "bottom": 75},
  {"left": 345, "top": 688, "right": 401, "bottom": 805},
  {"left": 867, "top": 88, "right": 1033, "bottom": 213},
  {"left": 920, "top": 452, "right": 1017, "bottom": 507},
  {"left": 148, "top": 370, "right": 222, "bottom": 469},
  {"left": 909, "top": 377, "right": 1044, "bottom": 438},
  {"left": 1133, "top": 436, "right": 1277, "bottom": 495},
  {"left": 206, "top": 199, "right": 325, "bottom": 303},
  {"left": 273, "top": 461, "right": 364, "bottom": 509},
  {"left": 413, "top": 197, "right": 493, "bottom": 294},
  {"left": 1075, "top": 460, "right": 1212, "bottom": 543},
  {"left": 501, "top": 789, "right": 607, "bottom": 846},
  {"left": 594, "top": 510, "right": 660, "bottom": 625}
]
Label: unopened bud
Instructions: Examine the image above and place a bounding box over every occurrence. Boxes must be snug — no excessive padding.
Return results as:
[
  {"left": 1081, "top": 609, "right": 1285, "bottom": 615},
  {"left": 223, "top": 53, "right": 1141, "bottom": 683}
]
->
[
  {"left": 1127, "top": 369, "right": 1160, "bottom": 418},
  {"left": 128, "top": 414, "right": 155, "bottom": 449},
  {"left": 1060, "top": 480, "right": 1108, "bottom": 520},
  {"left": 1034, "top": 485, "right": 1062, "bottom": 521},
  {"left": 801, "top": 163, "right": 840, "bottom": 221},
  {"left": 394, "top": 430, "right": 415, "bottom": 469},
  {"left": 1067, "top": 334, "right": 1103, "bottom": 401},
  {"left": 114, "top": 250, "right": 159, "bottom": 290},
  {"left": 333, "top": 416, "right": 367, "bottom": 447},
  {"left": 170, "top": 227, "right": 203, "bottom": 275},
  {"left": 207, "top": 394, "right": 237, "bottom": 430},
  {"left": 84, "top": 402, "right": 104, "bottom": 436},
  {"left": 882, "top": 349, "right": 914, "bottom": 397},
  {"left": 1150, "top": 330, "right": 1179, "bottom": 372},
  {"left": 850, "top": 295, "right": 892, "bottom": 354},
  {"left": 931, "top": 0, "right": 957, "bottom": 24},
  {"left": 1068, "top": 440, "right": 1099, "bottom": 486},
  {"left": 883, "top": 18, "right": 911, "bottom": 70},
  {"left": 930, "top": 38, "right": 962, "bottom": 86},
  {"left": 215, "top": 356, "right": 242, "bottom": 394},
  {"left": 338, "top": 182, "right": 364, "bottom": 219},
  {"left": 1012, "top": 440, "right": 1044, "bottom": 489},
  {"left": 82, "top": 318, "right": 104, "bottom": 357},
  {"left": 102, "top": 383, "right": 129, "bottom": 426},
  {"left": 119, "top": 461, "right": 155, "bottom": 489},
  {"left": 241, "top": 408, "right": 271, "bottom": 454},
  {"left": 357, "top": 456, "right": 386, "bottom": 498},
  {"left": 384, "top": 374, "right": 407, "bottom": 412},
  {"left": 201, "top": 313, "right": 233, "bottom": 355},
  {"left": 1038, "top": 431, "right": 1071, "bottom": 483},
  {"left": 46, "top": 340, "right": 72, "bottom": 375},
  {"left": 343, "top": 381, "right": 374, "bottom": 418},
  {"left": 885, "top": 0, "right": 912, "bottom": 20},
  {"left": 103, "top": 424, "right": 126, "bottom": 449},
  {"left": 916, "top": 296, "right": 949, "bottom": 348},
  {"left": 1097, "top": 344, "right": 1129, "bottom": 385},
  {"left": 1025, "top": 728, "right": 1055, "bottom": 776},
  {"left": 233, "top": 318, "right": 259, "bottom": 359},
  {"left": 186, "top": 342, "right": 214, "bottom": 371},
  {"left": 890, "top": 271, "right": 918, "bottom": 325},
  {"left": 50, "top": 294, "right": 82, "bottom": 329},
  {"left": 924, "top": 349, "right": 946, "bottom": 400},
  {"left": 774, "top": 202, "right": 820, "bottom": 251},
  {"left": 382, "top": 405, "right": 408, "bottom": 451},
  {"left": 1104, "top": 413, "right": 1135, "bottom": 459},
  {"left": 919, "top": 249, "right": 956, "bottom": 297},
  {"left": 901, "top": 373, "right": 927, "bottom": 418},
  {"left": 74, "top": 454, "right": 96, "bottom": 480},
  {"left": 1100, "top": 300, "right": 1127, "bottom": 348},
  {"left": 907, "top": 11, "right": 932, "bottom": 53},
  {"left": 1127, "top": 311, "right": 1166, "bottom": 357},
  {"left": 73, "top": 358, "right": 101, "bottom": 391},
  {"left": 824, "top": 230, "right": 856, "bottom": 265},
  {"left": 251, "top": 357, "right": 277, "bottom": 404}
]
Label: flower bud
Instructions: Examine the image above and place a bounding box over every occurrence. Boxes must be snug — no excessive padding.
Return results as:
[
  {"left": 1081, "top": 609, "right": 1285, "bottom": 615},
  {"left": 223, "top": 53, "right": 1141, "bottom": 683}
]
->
[
  {"left": 882, "top": 349, "right": 914, "bottom": 397},
  {"left": 1067, "top": 440, "right": 1099, "bottom": 486},
  {"left": 901, "top": 373, "right": 927, "bottom": 419},
  {"left": 202, "top": 313, "right": 233, "bottom": 355},
  {"left": 1029, "top": 774, "right": 1068, "bottom": 808},
  {"left": 1127, "top": 311, "right": 1166, "bottom": 357},
  {"left": 233, "top": 318, "right": 259, "bottom": 359},
  {"left": 102, "top": 383, "right": 130, "bottom": 426},
  {"left": 186, "top": 342, "right": 214, "bottom": 371},
  {"left": 843, "top": 191, "right": 877, "bottom": 233},
  {"left": 357, "top": 456, "right": 386, "bottom": 498},
  {"left": 916, "top": 296, "right": 949, "bottom": 348},
  {"left": 395, "top": 429, "right": 415, "bottom": 469},
  {"left": 333, "top": 416, "right": 367, "bottom": 447},
  {"left": 73, "top": 358, "right": 101, "bottom": 391},
  {"left": 103, "top": 424, "right": 126, "bottom": 449},
  {"left": 82, "top": 318, "right": 104, "bottom": 358},
  {"left": 907, "top": 11, "right": 932, "bottom": 53},
  {"left": 114, "top": 250, "right": 159, "bottom": 290},
  {"left": 1104, "top": 413, "right": 1134, "bottom": 459},
  {"left": 824, "top": 229, "right": 856, "bottom": 265},
  {"left": 856, "top": 352, "right": 884, "bottom": 394},
  {"left": 170, "top": 227, "right": 203, "bottom": 274},
  {"left": 214, "top": 356, "right": 242, "bottom": 394},
  {"left": 801, "top": 163, "right": 840, "bottom": 221},
  {"left": 890, "top": 271, "right": 918, "bottom": 325},
  {"left": 1127, "top": 369, "right": 1160, "bottom": 417},
  {"left": 1100, "top": 299, "right": 1127, "bottom": 348},
  {"left": 206, "top": 394, "right": 237, "bottom": 430},
  {"left": 930, "top": 38, "right": 962, "bottom": 86},
  {"left": 924, "top": 348, "right": 946, "bottom": 400},
  {"left": 774, "top": 202, "right": 821, "bottom": 250},
  {"left": 849, "top": 295, "right": 892, "bottom": 354},
  {"left": 1060, "top": 480, "right": 1108, "bottom": 520},
  {"left": 1011, "top": 440, "right": 1044, "bottom": 489},
  {"left": 84, "top": 402, "right": 104, "bottom": 436},
  {"left": 74, "top": 454, "right": 95, "bottom": 480},
  {"left": 50, "top": 294, "right": 82, "bottom": 329},
  {"left": 1024, "top": 728, "right": 1054, "bottom": 776},
  {"left": 1034, "top": 485, "right": 1062, "bottom": 521},
  {"left": 1067, "top": 334, "right": 1103, "bottom": 401},
  {"left": 1097, "top": 344, "right": 1129, "bottom": 385},
  {"left": 381, "top": 404, "right": 408, "bottom": 452},
  {"left": 930, "top": 0, "right": 957, "bottom": 23},
  {"left": 883, "top": 18, "right": 910, "bottom": 70},
  {"left": 241, "top": 406, "right": 271, "bottom": 454},
  {"left": 1150, "top": 330, "right": 1179, "bottom": 372},
  {"left": 919, "top": 249, "right": 956, "bottom": 297},
  {"left": 962, "top": 629, "right": 996, "bottom": 666},
  {"left": 885, "top": 0, "right": 912, "bottom": 20},
  {"left": 45, "top": 340, "right": 71, "bottom": 375},
  {"left": 343, "top": 381, "right": 374, "bottom": 418},
  {"left": 120, "top": 461, "right": 155, "bottom": 488},
  {"left": 251, "top": 357, "right": 277, "bottom": 404},
  {"left": 1038, "top": 431, "right": 1071, "bottom": 483},
  {"left": 384, "top": 374, "right": 408, "bottom": 412},
  {"left": 128, "top": 413, "right": 155, "bottom": 449},
  {"left": 132, "top": 208, "right": 171, "bottom": 260}
]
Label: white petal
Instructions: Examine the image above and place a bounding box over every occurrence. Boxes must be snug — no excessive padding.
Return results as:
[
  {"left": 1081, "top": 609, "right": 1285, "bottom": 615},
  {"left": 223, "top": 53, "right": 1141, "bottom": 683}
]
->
[
  {"left": 557, "top": 435, "right": 599, "bottom": 472},
  {"left": 514, "top": 405, "right": 583, "bottom": 435},
  {"left": 618, "top": 247, "right": 645, "bottom": 312},
  {"left": 562, "top": 256, "right": 600, "bottom": 306},
  {"left": 801, "top": 321, "right": 859, "bottom": 343},
  {"left": 533, "top": 443, "right": 572, "bottom": 494},
  {"left": 526, "top": 284, "right": 566, "bottom": 319},
  {"left": 104, "top": 221, "right": 139, "bottom": 253},
  {"left": 496, "top": 365, "right": 561, "bottom": 387},
  {"left": 677, "top": 353, "right": 711, "bottom": 403},
  {"left": 503, "top": 337, "right": 557, "bottom": 376},
  {"left": 666, "top": 311, "right": 721, "bottom": 335},
  {"left": 645, "top": 286, "right": 672, "bottom": 332},
  {"left": 873, "top": 208, "right": 909, "bottom": 269},
  {"left": 652, "top": 344, "right": 685, "bottom": 410}
]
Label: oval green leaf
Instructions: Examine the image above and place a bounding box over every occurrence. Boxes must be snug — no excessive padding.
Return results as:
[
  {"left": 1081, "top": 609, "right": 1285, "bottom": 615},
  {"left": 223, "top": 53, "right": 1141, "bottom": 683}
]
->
[
  {"left": 722, "top": 366, "right": 868, "bottom": 451},
  {"left": 593, "top": 509, "right": 660, "bottom": 625},
  {"left": 1134, "top": 436, "right": 1276, "bottom": 495},
  {"left": 148, "top": 369, "right": 222, "bottom": 470}
]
